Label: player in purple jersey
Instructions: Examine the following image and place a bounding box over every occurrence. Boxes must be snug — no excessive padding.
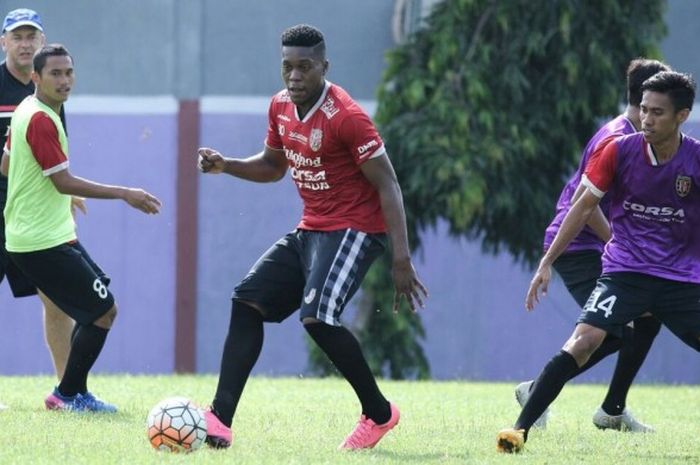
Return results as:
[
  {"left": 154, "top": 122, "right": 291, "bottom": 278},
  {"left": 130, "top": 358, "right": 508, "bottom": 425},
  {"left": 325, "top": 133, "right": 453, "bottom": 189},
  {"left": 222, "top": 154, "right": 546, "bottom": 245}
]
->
[
  {"left": 515, "top": 59, "right": 669, "bottom": 432},
  {"left": 497, "top": 70, "right": 699, "bottom": 453}
]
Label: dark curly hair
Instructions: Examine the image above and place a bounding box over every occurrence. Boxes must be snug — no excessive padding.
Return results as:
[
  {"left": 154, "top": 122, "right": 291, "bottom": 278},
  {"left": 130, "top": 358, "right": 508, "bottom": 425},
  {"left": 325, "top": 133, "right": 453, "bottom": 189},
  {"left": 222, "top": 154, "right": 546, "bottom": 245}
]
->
[{"left": 281, "top": 24, "right": 325, "bottom": 57}]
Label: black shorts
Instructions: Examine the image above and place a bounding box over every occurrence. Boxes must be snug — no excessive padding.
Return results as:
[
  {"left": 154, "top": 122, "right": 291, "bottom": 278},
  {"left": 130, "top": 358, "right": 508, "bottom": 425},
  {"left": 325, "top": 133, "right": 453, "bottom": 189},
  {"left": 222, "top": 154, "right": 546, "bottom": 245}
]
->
[
  {"left": 233, "top": 229, "right": 386, "bottom": 325},
  {"left": 577, "top": 272, "right": 700, "bottom": 351},
  {"left": 0, "top": 209, "right": 37, "bottom": 298},
  {"left": 8, "top": 241, "right": 114, "bottom": 325},
  {"left": 552, "top": 249, "right": 602, "bottom": 307}
]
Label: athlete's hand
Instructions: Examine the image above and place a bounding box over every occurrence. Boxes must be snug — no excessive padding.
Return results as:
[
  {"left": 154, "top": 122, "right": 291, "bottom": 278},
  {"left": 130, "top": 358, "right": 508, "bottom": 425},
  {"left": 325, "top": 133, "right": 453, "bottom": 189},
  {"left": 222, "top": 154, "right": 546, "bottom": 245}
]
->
[
  {"left": 392, "top": 257, "right": 428, "bottom": 313},
  {"left": 198, "top": 147, "right": 226, "bottom": 174},
  {"left": 70, "top": 196, "right": 87, "bottom": 216},
  {"left": 123, "top": 188, "right": 162, "bottom": 214},
  {"left": 525, "top": 263, "right": 552, "bottom": 311}
]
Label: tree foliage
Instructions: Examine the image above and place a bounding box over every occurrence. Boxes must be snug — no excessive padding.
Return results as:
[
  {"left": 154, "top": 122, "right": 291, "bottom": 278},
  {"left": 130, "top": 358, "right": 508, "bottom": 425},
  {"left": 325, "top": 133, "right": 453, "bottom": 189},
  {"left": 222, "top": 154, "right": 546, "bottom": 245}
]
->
[
  {"left": 378, "top": 0, "right": 666, "bottom": 261},
  {"left": 309, "top": 0, "right": 667, "bottom": 379}
]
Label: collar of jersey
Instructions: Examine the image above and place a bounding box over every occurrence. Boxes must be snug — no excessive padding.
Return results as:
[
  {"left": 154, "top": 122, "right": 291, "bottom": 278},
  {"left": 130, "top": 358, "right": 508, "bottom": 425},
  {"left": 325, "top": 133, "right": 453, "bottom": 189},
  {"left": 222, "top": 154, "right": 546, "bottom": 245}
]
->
[{"left": 295, "top": 80, "right": 331, "bottom": 123}]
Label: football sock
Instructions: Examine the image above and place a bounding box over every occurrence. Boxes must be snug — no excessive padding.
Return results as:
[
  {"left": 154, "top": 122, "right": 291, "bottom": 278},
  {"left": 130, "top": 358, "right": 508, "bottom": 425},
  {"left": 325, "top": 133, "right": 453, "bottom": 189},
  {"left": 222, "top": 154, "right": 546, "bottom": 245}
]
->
[
  {"left": 567, "top": 332, "right": 625, "bottom": 379},
  {"left": 70, "top": 323, "right": 80, "bottom": 345},
  {"left": 58, "top": 324, "right": 109, "bottom": 396},
  {"left": 304, "top": 322, "right": 391, "bottom": 425},
  {"left": 601, "top": 317, "right": 661, "bottom": 415},
  {"left": 212, "top": 300, "right": 264, "bottom": 428},
  {"left": 515, "top": 350, "right": 578, "bottom": 435}
]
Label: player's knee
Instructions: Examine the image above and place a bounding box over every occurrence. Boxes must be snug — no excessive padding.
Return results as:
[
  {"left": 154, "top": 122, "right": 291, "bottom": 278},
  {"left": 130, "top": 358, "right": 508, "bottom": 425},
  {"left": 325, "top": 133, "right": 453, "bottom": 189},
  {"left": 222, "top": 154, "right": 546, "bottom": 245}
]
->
[
  {"left": 302, "top": 317, "right": 321, "bottom": 325},
  {"left": 564, "top": 325, "right": 606, "bottom": 359},
  {"left": 94, "top": 304, "right": 118, "bottom": 329}
]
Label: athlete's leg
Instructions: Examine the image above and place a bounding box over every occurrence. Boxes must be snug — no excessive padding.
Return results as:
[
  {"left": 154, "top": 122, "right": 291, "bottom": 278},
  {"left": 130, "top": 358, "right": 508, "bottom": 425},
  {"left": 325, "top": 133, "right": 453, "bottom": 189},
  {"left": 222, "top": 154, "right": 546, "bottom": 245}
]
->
[
  {"left": 211, "top": 300, "right": 264, "bottom": 428},
  {"left": 515, "top": 323, "right": 607, "bottom": 433},
  {"left": 300, "top": 230, "right": 390, "bottom": 423},
  {"left": 304, "top": 317, "right": 390, "bottom": 423},
  {"left": 58, "top": 304, "right": 116, "bottom": 396},
  {"left": 600, "top": 315, "right": 660, "bottom": 415},
  {"left": 39, "top": 290, "right": 75, "bottom": 380}
]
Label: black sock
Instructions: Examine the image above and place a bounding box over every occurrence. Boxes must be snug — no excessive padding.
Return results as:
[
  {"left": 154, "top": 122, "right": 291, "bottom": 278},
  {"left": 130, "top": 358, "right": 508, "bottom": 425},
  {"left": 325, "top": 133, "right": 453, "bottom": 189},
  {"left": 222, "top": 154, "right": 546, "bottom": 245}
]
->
[
  {"left": 211, "top": 301, "right": 264, "bottom": 428},
  {"left": 515, "top": 351, "right": 579, "bottom": 436},
  {"left": 601, "top": 317, "right": 661, "bottom": 415},
  {"left": 567, "top": 333, "right": 624, "bottom": 379},
  {"left": 58, "top": 324, "right": 109, "bottom": 396},
  {"left": 305, "top": 322, "right": 390, "bottom": 424}
]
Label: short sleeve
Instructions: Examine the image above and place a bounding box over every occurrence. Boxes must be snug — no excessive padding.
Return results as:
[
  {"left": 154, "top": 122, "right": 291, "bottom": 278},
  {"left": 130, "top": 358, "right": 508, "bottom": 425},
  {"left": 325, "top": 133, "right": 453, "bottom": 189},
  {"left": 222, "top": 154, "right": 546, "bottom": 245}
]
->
[
  {"left": 582, "top": 138, "right": 618, "bottom": 197},
  {"left": 26, "top": 112, "right": 69, "bottom": 175},
  {"left": 337, "top": 111, "right": 386, "bottom": 165},
  {"left": 264, "top": 99, "right": 283, "bottom": 150}
]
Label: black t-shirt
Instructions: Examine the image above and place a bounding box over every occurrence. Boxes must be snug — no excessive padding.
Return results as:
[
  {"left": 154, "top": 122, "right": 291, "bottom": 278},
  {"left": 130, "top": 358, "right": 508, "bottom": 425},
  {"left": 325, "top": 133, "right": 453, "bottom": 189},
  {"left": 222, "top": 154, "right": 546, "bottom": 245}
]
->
[{"left": 0, "top": 61, "right": 67, "bottom": 203}]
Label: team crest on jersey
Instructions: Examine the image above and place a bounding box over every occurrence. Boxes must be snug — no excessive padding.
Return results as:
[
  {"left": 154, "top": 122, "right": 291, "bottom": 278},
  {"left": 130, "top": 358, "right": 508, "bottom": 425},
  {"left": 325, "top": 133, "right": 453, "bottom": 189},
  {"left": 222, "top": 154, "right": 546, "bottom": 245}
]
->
[
  {"left": 309, "top": 128, "right": 323, "bottom": 152},
  {"left": 675, "top": 174, "right": 691, "bottom": 197}
]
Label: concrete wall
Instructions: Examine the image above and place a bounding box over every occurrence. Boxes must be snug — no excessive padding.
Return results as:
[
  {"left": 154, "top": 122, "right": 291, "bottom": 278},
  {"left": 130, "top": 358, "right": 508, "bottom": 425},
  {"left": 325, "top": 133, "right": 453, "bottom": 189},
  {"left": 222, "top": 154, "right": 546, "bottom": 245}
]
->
[{"left": 1, "top": 0, "right": 699, "bottom": 383}]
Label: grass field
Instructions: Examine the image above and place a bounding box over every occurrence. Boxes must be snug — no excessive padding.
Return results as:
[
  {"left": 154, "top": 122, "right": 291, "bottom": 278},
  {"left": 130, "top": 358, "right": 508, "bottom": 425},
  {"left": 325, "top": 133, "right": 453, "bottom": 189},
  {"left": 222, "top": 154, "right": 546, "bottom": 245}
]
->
[{"left": 0, "top": 375, "right": 698, "bottom": 464}]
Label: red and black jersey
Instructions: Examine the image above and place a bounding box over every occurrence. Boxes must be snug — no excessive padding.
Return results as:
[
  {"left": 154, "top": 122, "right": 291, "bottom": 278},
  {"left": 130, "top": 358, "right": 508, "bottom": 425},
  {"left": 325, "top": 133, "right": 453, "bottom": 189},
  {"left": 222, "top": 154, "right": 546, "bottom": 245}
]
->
[{"left": 265, "top": 81, "right": 387, "bottom": 233}]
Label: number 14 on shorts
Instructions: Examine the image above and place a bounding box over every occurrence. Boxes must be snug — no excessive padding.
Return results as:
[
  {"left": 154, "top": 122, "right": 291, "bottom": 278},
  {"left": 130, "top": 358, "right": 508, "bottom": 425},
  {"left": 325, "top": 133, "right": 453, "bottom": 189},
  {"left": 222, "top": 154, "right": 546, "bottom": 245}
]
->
[{"left": 584, "top": 288, "right": 617, "bottom": 318}]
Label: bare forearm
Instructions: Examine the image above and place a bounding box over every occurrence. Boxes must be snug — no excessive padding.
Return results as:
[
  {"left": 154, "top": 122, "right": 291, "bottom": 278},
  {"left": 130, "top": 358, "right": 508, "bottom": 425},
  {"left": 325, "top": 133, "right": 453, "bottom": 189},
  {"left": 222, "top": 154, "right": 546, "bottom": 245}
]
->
[
  {"left": 377, "top": 180, "right": 411, "bottom": 261},
  {"left": 222, "top": 152, "right": 285, "bottom": 182},
  {"left": 586, "top": 206, "right": 611, "bottom": 242},
  {"left": 54, "top": 175, "right": 127, "bottom": 200},
  {"left": 0, "top": 153, "right": 8, "bottom": 177},
  {"left": 542, "top": 200, "right": 596, "bottom": 266}
]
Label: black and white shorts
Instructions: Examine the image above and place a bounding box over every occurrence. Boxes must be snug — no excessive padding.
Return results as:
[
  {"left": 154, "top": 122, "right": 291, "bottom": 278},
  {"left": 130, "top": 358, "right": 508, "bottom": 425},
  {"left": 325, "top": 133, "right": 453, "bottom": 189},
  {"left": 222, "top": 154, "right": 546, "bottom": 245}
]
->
[
  {"left": 577, "top": 272, "right": 700, "bottom": 351},
  {"left": 8, "top": 241, "right": 114, "bottom": 325},
  {"left": 232, "top": 229, "right": 386, "bottom": 325}
]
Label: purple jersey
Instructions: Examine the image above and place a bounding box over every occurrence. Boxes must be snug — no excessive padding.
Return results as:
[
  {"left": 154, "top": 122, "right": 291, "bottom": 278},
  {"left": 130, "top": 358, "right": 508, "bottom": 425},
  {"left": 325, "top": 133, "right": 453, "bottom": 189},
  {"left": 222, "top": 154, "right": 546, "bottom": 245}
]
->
[
  {"left": 583, "top": 132, "right": 700, "bottom": 283},
  {"left": 543, "top": 115, "right": 636, "bottom": 253}
]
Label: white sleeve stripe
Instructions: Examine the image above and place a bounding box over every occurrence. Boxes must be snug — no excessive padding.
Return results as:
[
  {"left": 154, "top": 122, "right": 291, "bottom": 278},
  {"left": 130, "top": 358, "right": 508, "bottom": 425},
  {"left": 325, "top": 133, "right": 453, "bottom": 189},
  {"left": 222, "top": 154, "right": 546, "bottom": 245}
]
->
[
  {"left": 43, "top": 161, "right": 69, "bottom": 176},
  {"left": 581, "top": 174, "right": 606, "bottom": 198},
  {"left": 368, "top": 149, "right": 386, "bottom": 160},
  {"left": 359, "top": 144, "right": 386, "bottom": 160}
]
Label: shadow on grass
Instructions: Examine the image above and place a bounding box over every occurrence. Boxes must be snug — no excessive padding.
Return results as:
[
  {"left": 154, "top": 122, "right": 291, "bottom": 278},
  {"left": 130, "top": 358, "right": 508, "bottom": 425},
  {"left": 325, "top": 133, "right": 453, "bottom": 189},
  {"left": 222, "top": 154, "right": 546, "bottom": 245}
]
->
[{"left": 371, "top": 449, "right": 471, "bottom": 462}]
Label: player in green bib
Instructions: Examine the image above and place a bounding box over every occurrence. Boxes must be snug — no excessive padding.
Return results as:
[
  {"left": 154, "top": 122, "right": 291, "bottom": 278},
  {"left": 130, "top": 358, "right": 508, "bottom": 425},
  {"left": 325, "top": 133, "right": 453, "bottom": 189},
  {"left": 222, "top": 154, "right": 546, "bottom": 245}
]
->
[
  {"left": 4, "top": 91, "right": 74, "bottom": 251},
  {"left": 1, "top": 44, "right": 161, "bottom": 412}
]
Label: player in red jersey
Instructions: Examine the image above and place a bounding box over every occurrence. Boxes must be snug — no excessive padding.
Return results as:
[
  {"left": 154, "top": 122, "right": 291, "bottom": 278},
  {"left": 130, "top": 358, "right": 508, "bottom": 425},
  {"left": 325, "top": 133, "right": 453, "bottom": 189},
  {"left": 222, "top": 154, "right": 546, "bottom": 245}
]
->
[{"left": 198, "top": 24, "right": 427, "bottom": 450}]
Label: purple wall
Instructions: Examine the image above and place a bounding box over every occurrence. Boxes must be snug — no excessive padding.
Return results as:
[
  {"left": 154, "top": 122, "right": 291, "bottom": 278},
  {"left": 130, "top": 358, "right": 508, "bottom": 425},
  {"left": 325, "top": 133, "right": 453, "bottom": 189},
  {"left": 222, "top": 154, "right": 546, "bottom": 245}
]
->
[
  {"left": 0, "top": 113, "right": 178, "bottom": 375},
  {"left": 2, "top": 107, "right": 698, "bottom": 384},
  {"left": 195, "top": 111, "right": 700, "bottom": 383}
]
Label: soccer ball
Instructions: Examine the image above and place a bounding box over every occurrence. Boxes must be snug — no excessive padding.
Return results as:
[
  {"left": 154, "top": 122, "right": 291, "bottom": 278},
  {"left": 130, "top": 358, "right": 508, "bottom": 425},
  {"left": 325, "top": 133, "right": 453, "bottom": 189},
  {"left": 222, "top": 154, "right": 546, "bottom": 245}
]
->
[{"left": 146, "top": 397, "right": 208, "bottom": 452}]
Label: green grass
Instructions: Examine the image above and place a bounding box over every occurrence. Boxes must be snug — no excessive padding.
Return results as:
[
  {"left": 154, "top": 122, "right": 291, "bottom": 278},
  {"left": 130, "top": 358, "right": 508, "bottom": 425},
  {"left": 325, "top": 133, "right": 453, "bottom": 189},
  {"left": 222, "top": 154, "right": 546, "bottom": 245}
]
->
[{"left": 0, "top": 375, "right": 697, "bottom": 464}]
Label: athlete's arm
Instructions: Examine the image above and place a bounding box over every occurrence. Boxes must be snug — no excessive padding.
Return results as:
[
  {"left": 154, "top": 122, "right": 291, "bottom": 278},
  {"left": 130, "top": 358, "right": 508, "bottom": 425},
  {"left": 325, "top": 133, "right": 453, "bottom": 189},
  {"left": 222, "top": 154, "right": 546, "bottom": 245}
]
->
[
  {"left": 49, "top": 169, "right": 161, "bottom": 214},
  {"left": 0, "top": 151, "right": 8, "bottom": 177},
  {"left": 526, "top": 189, "right": 601, "bottom": 310},
  {"left": 570, "top": 182, "right": 611, "bottom": 242},
  {"left": 361, "top": 154, "right": 428, "bottom": 312},
  {"left": 526, "top": 139, "right": 618, "bottom": 310},
  {"left": 2, "top": 133, "right": 10, "bottom": 176},
  {"left": 197, "top": 145, "right": 288, "bottom": 182}
]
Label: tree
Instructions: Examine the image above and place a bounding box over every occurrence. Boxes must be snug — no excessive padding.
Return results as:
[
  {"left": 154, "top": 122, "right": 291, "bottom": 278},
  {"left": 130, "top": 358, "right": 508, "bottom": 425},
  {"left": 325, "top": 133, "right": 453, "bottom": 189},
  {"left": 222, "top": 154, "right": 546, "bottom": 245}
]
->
[{"left": 308, "top": 0, "right": 666, "bottom": 378}]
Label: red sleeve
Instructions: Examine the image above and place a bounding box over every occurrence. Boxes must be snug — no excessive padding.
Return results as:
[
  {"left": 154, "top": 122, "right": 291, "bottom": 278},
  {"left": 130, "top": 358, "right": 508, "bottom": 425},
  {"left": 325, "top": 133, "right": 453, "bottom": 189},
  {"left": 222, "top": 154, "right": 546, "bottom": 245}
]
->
[
  {"left": 337, "top": 110, "right": 386, "bottom": 165},
  {"left": 26, "top": 112, "right": 68, "bottom": 174},
  {"left": 583, "top": 138, "right": 618, "bottom": 196},
  {"left": 264, "top": 99, "right": 283, "bottom": 150}
]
